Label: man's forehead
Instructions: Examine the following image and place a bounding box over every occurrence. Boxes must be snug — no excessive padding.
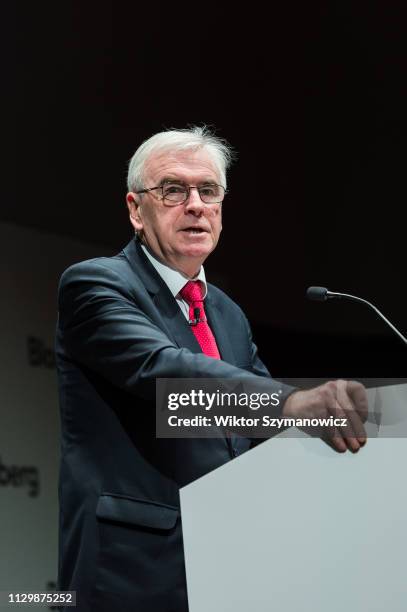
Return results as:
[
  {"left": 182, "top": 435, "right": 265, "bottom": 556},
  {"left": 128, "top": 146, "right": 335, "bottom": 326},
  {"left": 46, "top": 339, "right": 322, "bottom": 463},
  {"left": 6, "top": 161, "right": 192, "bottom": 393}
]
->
[{"left": 144, "top": 148, "right": 219, "bottom": 182}]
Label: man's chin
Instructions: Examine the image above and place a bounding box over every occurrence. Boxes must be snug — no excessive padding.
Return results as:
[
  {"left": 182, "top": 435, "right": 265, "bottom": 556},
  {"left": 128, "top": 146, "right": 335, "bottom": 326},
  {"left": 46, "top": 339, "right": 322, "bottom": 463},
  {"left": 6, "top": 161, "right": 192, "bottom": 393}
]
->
[{"left": 180, "top": 244, "right": 213, "bottom": 259}]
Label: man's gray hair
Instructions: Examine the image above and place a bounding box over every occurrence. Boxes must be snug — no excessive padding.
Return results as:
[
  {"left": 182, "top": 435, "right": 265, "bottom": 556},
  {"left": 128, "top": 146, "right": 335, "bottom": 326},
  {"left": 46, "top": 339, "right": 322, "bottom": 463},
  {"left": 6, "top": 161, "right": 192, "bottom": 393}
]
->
[{"left": 127, "top": 126, "right": 234, "bottom": 192}]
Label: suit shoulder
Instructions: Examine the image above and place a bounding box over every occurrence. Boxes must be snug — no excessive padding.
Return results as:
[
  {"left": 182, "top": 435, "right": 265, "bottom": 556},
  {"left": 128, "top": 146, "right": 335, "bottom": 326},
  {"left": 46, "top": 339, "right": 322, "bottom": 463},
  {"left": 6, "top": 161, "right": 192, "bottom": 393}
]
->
[
  {"left": 58, "top": 251, "right": 131, "bottom": 292},
  {"left": 60, "top": 250, "right": 129, "bottom": 280},
  {"left": 207, "top": 282, "right": 247, "bottom": 319}
]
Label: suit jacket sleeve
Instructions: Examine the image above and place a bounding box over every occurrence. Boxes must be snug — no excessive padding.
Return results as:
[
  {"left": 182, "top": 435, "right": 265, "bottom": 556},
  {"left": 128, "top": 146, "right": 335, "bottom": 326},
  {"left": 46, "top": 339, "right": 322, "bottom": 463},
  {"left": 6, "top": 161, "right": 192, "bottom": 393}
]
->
[{"left": 57, "top": 260, "right": 295, "bottom": 405}]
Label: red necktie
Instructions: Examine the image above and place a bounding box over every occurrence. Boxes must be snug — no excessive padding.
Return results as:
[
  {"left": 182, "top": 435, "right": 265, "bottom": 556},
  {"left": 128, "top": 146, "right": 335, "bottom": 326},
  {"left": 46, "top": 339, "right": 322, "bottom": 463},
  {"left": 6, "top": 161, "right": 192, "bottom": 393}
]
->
[{"left": 180, "top": 281, "right": 221, "bottom": 359}]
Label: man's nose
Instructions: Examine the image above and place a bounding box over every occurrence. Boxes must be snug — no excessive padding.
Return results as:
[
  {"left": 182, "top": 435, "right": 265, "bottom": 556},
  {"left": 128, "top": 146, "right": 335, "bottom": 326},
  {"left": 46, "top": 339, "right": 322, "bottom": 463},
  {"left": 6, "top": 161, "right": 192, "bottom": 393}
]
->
[{"left": 184, "top": 188, "right": 204, "bottom": 213}]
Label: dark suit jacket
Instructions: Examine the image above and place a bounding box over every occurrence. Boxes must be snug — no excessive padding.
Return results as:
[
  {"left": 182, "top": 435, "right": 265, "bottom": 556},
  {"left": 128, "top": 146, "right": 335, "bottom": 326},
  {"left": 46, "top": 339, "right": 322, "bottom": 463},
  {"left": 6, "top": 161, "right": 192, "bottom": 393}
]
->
[{"left": 56, "top": 237, "right": 293, "bottom": 612}]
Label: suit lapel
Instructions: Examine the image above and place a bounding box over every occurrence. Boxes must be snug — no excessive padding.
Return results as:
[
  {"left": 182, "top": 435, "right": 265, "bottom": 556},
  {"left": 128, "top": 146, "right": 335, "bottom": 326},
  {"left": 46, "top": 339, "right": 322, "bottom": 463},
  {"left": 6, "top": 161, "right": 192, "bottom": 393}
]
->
[
  {"left": 152, "top": 284, "right": 203, "bottom": 355},
  {"left": 123, "top": 237, "right": 234, "bottom": 455},
  {"left": 205, "top": 290, "right": 237, "bottom": 365},
  {"left": 122, "top": 238, "right": 203, "bottom": 355},
  {"left": 122, "top": 238, "right": 239, "bottom": 364}
]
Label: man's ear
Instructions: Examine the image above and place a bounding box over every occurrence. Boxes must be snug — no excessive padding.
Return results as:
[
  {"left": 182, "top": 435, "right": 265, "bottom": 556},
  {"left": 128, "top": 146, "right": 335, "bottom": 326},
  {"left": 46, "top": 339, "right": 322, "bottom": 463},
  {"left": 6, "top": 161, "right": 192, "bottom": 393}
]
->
[{"left": 126, "top": 193, "right": 143, "bottom": 233}]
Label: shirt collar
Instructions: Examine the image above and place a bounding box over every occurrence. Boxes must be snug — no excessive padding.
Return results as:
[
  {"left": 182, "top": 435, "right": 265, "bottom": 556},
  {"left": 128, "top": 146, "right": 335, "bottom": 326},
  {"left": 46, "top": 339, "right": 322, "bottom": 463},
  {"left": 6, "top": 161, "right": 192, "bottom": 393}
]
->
[{"left": 141, "top": 243, "right": 207, "bottom": 299}]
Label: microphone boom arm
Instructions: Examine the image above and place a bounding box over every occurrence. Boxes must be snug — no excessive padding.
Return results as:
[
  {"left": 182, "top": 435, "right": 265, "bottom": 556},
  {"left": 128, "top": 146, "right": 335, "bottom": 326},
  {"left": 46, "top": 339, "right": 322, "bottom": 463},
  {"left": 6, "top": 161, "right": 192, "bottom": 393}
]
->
[{"left": 307, "top": 287, "right": 407, "bottom": 346}]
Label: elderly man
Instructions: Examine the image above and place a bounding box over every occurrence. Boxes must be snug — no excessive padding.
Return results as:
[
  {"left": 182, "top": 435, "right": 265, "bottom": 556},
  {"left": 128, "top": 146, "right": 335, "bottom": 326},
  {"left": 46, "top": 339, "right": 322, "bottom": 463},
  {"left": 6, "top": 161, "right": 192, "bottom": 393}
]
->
[{"left": 56, "top": 126, "right": 367, "bottom": 612}]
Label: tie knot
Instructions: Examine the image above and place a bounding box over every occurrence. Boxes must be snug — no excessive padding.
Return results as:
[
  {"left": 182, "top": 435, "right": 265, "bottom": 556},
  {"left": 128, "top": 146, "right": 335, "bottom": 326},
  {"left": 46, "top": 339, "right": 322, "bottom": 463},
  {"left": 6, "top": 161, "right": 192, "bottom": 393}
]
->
[{"left": 180, "top": 281, "right": 203, "bottom": 305}]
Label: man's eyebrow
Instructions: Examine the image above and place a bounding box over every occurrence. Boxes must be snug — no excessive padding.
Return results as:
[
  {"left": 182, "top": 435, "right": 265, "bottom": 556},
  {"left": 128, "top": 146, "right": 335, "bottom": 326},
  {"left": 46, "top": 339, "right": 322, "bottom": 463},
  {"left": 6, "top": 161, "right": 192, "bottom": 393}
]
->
[
  {"left": 158, "top": 176, "right": 185, "bottom": 186},
  {"left": 158, "top": 176, "right": 218, "bottom": 185}
]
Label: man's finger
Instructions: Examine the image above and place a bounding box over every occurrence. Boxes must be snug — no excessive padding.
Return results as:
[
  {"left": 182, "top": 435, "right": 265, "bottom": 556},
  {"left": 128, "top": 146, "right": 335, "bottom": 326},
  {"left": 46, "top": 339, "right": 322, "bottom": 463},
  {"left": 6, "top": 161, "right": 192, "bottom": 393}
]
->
[
  {"left": 321, "top": 422, "right": 348, "bottom": 453},
  {"left": 324, "top": 382, "right": 362, "bottom": 452},
  {"left": 336, "top": 380, "right": 367, "bottom": 446},
  {"left": 347, "top": 380, "right": 369, "bottom": 423}
]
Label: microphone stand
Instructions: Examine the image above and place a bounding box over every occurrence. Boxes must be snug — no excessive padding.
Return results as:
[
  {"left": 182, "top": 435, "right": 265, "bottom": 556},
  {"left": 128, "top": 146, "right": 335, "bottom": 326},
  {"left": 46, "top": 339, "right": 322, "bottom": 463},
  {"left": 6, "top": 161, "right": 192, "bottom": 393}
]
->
[{"left": 307, "top": 286, "right": 407, "bottom": 346}]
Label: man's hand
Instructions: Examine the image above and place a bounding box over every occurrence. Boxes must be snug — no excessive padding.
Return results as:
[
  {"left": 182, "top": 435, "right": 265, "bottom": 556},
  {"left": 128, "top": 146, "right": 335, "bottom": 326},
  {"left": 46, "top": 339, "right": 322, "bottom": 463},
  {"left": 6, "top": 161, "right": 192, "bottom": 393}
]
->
[{"left": 282, "top": 379, "right": 368, "bottom": 453}]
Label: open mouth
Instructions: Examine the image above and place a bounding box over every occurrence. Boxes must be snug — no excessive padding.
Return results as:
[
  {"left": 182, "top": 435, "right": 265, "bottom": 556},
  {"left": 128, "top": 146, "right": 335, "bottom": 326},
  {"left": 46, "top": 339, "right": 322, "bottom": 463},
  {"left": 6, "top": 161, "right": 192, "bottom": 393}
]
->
[{"left": 181, "top": 227, "right": 207, "bottom": 234}]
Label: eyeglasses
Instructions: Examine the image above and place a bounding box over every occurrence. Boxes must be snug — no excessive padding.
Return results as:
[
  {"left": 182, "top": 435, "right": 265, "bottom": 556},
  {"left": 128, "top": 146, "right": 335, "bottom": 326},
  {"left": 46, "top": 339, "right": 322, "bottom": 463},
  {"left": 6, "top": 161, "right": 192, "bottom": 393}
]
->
[{"left": 135, "top": 181, "right": 226, "bottom": 205}]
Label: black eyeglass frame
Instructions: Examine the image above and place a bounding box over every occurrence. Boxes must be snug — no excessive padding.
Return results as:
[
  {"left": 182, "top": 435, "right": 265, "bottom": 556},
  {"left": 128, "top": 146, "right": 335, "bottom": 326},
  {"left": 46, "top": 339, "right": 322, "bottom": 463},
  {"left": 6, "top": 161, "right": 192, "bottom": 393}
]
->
[{"left": 134, "top": 182, "right": 227, "bottom": 205}]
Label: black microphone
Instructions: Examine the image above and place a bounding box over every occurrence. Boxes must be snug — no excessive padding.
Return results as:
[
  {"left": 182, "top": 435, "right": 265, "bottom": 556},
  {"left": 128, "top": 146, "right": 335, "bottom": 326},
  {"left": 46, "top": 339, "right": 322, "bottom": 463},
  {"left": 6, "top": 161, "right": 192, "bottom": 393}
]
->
[
  {"left": 306, "top": 286, "right": 407, "bottom": 346},
  {"left": 189, "top": 307, "right": 202, "bottom": 327}
]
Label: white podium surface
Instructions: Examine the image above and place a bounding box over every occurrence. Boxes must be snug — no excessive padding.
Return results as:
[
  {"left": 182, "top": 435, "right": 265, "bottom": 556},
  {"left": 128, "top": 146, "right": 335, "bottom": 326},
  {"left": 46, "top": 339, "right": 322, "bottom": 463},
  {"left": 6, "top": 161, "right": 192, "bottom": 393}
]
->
[{"left": 180, "top": 384, "right": 407, "bottom": 612}]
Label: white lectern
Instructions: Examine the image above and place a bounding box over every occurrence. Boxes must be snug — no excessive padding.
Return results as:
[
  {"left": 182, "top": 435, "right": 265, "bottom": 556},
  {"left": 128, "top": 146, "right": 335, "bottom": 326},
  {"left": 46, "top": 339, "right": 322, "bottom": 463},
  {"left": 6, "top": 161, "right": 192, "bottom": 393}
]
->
[{"left": 180, "top": 383, "right": 407, "bottom": 612}]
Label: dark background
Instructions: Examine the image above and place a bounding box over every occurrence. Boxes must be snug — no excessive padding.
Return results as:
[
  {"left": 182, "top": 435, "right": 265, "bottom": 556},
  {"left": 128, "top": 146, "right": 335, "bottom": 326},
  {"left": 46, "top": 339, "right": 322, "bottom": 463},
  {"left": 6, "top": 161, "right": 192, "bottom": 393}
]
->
[{"left": 2, "top": 1, "right": 406, "bottom": 376}]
